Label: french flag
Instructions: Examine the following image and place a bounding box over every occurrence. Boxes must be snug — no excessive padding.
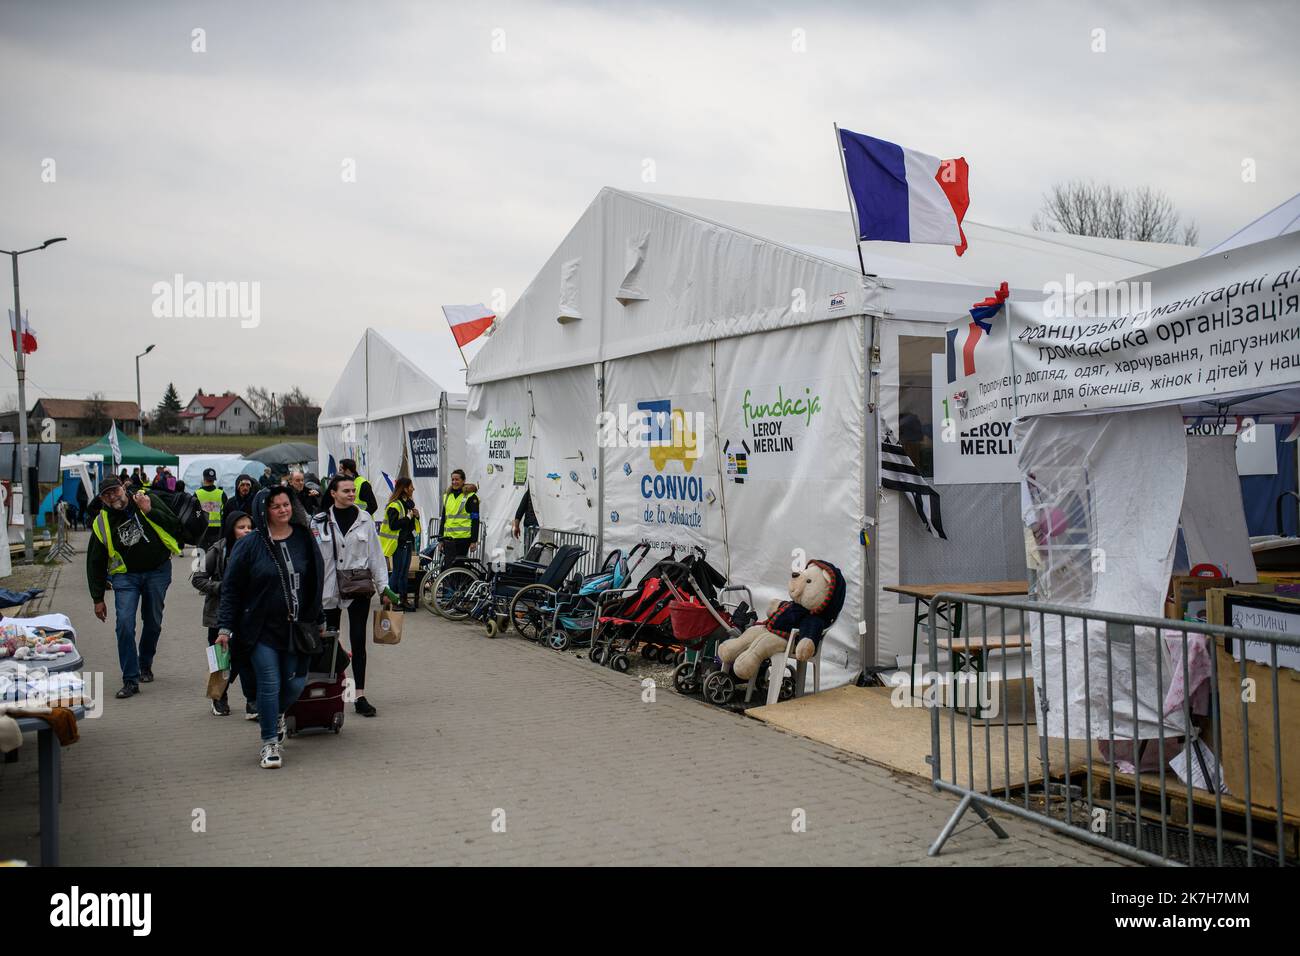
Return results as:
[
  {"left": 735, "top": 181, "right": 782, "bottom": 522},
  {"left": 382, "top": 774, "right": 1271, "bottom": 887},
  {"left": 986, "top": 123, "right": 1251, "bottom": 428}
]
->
[
  {"left": 946, "top": 283, "right": 1008, "bottom": 384},
  {"left": 838, "top": 128, "right": 970, "bottom": 256},
  {"left": 441, "top": 303, "right": 495, "bottom": 348}
]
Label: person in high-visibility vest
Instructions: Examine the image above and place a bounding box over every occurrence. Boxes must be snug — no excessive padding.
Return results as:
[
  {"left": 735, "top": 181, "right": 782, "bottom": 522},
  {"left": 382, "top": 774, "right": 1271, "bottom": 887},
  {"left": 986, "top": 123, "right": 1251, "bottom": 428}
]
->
[
  {"left": 86, "top": 476, "right": 183, "bottom": 699},
  {"left": 380, "top": 477, "right": 422, "bottom": 610},
  {"left": 338, "top": 458, "right": 378, "bottom": 516},
  {"left": 195, "top": 467, "right": 228, "bottom": 547},
  {"left": 438, "top": 469, "right": 479, "bottom": 565}
]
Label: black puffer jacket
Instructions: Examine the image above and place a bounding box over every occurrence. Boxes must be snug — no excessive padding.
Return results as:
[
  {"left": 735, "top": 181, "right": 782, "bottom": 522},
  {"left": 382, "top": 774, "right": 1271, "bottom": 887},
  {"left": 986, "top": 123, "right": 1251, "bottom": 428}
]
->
[
  {"left": 190, "top": 510, "right": 251, "bottom": 629},
  {"left": 217, "top": 490, "right": 323, "bottom": 650}
]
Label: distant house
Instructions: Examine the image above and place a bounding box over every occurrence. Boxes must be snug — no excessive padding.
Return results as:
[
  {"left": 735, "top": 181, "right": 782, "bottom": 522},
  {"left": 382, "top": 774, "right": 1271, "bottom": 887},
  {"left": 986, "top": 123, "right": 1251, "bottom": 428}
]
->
[
  {"left": 180, "top": 390, "right": 261, "bottom": 435},
  {"left": 0, "top": 398, "right": 141, "bottom": 438}
]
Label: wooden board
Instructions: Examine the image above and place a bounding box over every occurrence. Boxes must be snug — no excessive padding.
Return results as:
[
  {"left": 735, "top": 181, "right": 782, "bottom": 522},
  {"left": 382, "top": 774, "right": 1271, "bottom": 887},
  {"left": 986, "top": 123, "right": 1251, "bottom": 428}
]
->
[
  {"left": 884, "top": 581, "right": 1028, "bottom": 600},
  {"left": 747, "top": 684, "right": 1092, "bottom": 792},
  {"left": 1086, "top": 760, "right": 1300, "bottom": 828}
]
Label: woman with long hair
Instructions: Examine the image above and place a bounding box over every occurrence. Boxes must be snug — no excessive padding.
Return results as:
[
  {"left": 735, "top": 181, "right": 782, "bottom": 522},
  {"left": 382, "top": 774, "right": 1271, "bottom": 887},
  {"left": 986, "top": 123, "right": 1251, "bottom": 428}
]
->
[
  {"left": 311, "top": 474, "right": 390, "bottom": 718},
  {"left": 216, "top": 487, "right": 324, "bottom": 769},
  {"left": 380, "top": 478, "right": 421, "bottom": 611}
]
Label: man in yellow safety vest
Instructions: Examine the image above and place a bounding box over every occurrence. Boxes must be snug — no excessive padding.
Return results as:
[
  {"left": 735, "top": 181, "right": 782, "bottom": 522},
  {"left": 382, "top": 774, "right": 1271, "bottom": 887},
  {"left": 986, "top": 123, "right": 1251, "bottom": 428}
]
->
[
  {"left": 86, "top": 476, "right": 183, "bottom": 699},
  {"left": 338, "top": 458, "right": 378, "bottom": 516},
  {"left": 195, "top": 467, "right": 228, "bottom": 547}
]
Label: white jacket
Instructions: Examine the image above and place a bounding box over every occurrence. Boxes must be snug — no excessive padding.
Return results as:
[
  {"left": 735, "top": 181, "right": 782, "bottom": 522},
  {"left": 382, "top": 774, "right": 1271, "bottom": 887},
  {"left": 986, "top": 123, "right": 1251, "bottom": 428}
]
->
[{"left": 311, "top": 506, "right": 388, "bottom": 610}]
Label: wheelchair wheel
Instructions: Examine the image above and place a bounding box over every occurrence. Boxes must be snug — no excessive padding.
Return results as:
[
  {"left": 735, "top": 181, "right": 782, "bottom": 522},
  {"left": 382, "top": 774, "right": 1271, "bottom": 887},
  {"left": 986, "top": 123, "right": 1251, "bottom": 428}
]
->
[
  {"left": 484, "top": 618, "right": 498, "bottom": 638},
  {"left": 509, "top": 584, "right": 556, "bottom": 643},
  {"left": 702, "top": 670, "right": 735, "bottom": 706},
  {"left": 431, "top": 566, "right": 480, "bottom": 620}
]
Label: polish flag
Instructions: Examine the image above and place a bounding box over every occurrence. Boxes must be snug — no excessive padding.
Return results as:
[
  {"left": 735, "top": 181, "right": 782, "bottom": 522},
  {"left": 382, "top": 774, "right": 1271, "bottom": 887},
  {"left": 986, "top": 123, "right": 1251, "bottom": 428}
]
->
[
  {"left": 838, "top": 128, "right": 971, "bottom": 256},
  {"left": 441, "top": 304, "right": 495, "bottom": 348},
  {"left": 8, "top": 310, "right": 37, "bottom": 354}
]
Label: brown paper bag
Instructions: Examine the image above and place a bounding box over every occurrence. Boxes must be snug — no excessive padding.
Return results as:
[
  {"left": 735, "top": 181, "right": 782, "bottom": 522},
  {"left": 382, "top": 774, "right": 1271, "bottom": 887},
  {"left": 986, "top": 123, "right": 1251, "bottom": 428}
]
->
[
  {"left": 373, "top": 608, "right": 404, "bottom": 645},
  {"left": 206, "top": 670, "right": 229, "bottom": 700}
]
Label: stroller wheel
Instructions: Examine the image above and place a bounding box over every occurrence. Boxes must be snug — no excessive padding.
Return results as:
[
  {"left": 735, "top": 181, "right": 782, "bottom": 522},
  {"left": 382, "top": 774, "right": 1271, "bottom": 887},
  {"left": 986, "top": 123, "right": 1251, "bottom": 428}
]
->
[
  {"left": 589, "top": 645, "right": 606, "bottom": 665},
  {"left": 549, "top": 631, "right": 570, "bottom": 651},
  {"left": 674, "top": 650, "right": 686, "bottom": 667},
  {"left": 610, "top": 653, "right": 630, "bottom": 673},
  {"left": 484, "top": 618, "right": 498, "bottom": 638},
  {"left": 642, "top": 644, "right": 659, "bottom": 662},
  {"left": 672, "top": 661, "right": 697, "bottom": 695},
  {"left": 779, "top": 672, "right": 797, "bottom": 701},
  {"left": 702, "top": 670, "right": 735, "bottom": 706}
]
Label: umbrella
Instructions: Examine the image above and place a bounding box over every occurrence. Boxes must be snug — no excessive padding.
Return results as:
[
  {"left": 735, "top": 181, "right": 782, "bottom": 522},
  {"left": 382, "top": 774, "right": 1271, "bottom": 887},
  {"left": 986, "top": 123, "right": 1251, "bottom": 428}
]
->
[{"left": 255, "top": 442, "right": 318, "bottom": 469}]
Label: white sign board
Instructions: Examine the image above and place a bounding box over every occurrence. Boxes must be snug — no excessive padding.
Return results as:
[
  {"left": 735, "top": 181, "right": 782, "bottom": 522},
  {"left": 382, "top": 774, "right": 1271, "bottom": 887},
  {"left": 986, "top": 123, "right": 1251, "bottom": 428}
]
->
[
  {"left": 944, "top": 232, "right": 1300, "bottom": 429},
  {"left": 1229, "top": 602, "right": 1300, "bottom": 672},
  {"left": 930, "top": 353, "right": 1018, "bottom": 483}
]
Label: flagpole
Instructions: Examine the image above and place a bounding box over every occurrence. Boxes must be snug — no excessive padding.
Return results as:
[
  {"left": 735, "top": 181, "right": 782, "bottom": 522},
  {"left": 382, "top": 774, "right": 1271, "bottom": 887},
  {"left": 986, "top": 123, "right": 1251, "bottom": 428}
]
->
[{"left": 833, "top": 123, "right": 869, "bottom": 277}]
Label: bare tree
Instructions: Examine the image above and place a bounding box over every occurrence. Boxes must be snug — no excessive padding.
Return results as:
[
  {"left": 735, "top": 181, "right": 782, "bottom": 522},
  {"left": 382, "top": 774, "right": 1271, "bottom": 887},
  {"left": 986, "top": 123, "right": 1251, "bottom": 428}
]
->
[
  {"left": 245, "top": 385, "right": 275, "bottom": 421},
  {"left": 1032, "top": 181, "right": 1199, "bottom": 245},
  {"left": 282, "top": 386, "right": 313, "bottom": 407},
  {"left": 84, "top": 391, "right": 110, "bottom": 435}
]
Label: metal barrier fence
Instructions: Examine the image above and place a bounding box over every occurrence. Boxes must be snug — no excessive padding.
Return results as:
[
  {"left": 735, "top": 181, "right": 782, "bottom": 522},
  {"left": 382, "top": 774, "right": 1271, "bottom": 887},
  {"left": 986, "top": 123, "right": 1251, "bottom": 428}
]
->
[
  {"left": 925, "top": 592, "right": 1299, "bottom": 867},
  {"left": 523, "top": 525, "right": 601, "bottom": 577}
]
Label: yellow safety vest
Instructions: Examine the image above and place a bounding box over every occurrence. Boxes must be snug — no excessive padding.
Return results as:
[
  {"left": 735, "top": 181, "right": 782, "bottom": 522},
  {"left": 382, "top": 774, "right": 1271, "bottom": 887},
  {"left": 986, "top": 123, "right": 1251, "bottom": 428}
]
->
[
  {"left": 355, "top": 475, "right": 374, "bottom": 513},
  {"left": 196, "top": 486, "right": 224, "bottom": 527},
  {"left": 442, "top": 490, "right": 472, "bottom": 539},
  {"left": 379, "top": 501, "right": 423, "bottom": 557},
  {"left": 92, "top": 506, "right": 181, "bottom": 575}
]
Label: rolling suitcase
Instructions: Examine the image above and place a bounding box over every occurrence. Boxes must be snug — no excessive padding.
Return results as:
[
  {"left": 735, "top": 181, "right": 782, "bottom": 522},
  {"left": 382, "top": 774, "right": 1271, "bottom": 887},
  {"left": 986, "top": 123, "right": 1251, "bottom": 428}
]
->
[{"left": 285, "top": 629, "right": 349, "bottom": 737}]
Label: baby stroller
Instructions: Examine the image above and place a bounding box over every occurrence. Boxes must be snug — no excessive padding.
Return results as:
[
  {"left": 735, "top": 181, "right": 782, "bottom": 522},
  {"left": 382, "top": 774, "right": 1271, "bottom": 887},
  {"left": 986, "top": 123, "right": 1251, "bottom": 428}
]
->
[
  {"left": 590, "top": 548, "right": 727, "bottom": 671},
  {"left": 531, "top": 543, "right": 653, "bottom": 651}
]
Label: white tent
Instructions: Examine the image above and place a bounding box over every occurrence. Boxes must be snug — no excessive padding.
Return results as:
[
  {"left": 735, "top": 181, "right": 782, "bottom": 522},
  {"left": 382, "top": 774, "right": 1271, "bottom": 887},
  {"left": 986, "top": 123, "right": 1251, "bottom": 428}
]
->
[
  {"left": 318, "top": 327, "right": 468, "bottom": 528},
  {"left": 466, "top": 187, "right": 1200, "bottom": 687}
]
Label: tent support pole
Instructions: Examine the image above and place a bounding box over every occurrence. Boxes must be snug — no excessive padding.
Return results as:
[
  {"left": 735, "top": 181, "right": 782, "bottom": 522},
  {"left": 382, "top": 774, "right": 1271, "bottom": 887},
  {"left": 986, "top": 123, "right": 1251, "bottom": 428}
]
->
[
  {"left": 864, "top": 314, "right": 881, "bottom": 672},
  {"left": 833, "top": 122, "right": 870, "bottom": 278}
]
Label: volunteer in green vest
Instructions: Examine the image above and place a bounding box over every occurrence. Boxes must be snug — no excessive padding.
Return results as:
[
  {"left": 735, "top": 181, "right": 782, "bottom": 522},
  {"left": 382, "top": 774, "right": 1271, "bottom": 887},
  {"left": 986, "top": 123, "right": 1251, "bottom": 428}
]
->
[
  {"left": 380, "top": 477, "right": 421, "bottom": 611},
  {"left": 438, "top": 469, "right": 479, "bottom": 564},
  {"left": 338, "top": 458, "right": 378, "bottom": 516},
  {"left": 87, "top": 476, "right": 183, "bottom": 699},
  {"left": 195, "top": 467, "right": 228, "bottom": 547}
]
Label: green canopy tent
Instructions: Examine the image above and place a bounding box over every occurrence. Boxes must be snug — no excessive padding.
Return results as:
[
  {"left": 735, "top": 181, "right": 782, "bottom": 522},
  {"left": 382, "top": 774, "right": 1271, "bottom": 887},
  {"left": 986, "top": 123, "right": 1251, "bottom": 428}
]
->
[{"left": 74, "top": 431, "right": 179, "bottom": 467}]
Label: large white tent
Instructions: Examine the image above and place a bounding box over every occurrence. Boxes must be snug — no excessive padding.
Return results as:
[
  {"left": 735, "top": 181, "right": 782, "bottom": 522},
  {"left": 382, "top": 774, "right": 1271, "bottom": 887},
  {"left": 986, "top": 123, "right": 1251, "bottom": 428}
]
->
[
  {"left": 318, "top": 327, "right": 467, "bottom": 527},
  {"left": 465, "top": 187, "right": 1200, "bottom": 688}
]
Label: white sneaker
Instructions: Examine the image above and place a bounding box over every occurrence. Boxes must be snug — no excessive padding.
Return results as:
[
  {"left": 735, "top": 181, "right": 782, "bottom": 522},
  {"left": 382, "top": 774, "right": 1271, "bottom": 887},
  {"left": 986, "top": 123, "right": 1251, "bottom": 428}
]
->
[
  {"left": 259, "top": 742, "right": 282, "bottom": 769},
  {"left": 276, "top": 714, "right": 287, "bottom": 743}
]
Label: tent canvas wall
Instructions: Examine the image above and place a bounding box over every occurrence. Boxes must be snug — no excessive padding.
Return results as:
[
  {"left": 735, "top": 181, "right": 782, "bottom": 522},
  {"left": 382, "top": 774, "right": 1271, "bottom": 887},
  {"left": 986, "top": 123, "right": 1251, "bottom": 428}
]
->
[
  {"left": 318, "top": 327, "right": 467, "bottom": 529},
  {"left": 466, "top": 188, "right": 1200, "bottom": 688}
]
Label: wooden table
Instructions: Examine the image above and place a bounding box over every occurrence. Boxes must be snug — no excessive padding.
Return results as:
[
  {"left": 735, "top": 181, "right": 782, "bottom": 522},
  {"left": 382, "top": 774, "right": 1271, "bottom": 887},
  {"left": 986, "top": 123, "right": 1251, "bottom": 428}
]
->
[{"left": 884, "top": 581, "right": 1029, "bottom": 673}]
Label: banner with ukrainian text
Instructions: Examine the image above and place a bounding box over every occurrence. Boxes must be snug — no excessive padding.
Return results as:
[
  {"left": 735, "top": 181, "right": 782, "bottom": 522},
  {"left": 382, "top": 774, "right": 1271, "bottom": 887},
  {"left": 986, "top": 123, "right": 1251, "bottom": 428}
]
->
[{"left": 944, "top": 232, "right": 1300, "bottom": 430}]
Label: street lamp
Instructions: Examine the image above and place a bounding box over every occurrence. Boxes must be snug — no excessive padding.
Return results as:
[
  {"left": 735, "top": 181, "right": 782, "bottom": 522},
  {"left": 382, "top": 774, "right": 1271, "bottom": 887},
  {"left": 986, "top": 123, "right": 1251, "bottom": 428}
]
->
[
  {"left": 135, "top": 344, "right": 155, "bottom": 443},
  {"left": 1, "top": 237, "right": 67, "bottom": 563}
]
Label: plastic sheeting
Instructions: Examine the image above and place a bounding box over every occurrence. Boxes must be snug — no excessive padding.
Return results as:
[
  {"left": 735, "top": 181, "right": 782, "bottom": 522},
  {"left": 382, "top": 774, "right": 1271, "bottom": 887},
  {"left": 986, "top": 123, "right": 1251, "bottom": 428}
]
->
[
  {"left": 1180, "top": 436, "right": 1257, "bottom": 583},
  {"left": 1017, "top": 407, "right": 1189, "bottom": 741}
]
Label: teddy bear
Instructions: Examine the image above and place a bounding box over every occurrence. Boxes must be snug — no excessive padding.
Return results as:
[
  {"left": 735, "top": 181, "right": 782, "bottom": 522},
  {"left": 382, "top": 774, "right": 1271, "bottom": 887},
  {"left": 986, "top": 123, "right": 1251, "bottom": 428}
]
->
[{"left": 718, "top": 559, "right": 845, "bottom": 681}]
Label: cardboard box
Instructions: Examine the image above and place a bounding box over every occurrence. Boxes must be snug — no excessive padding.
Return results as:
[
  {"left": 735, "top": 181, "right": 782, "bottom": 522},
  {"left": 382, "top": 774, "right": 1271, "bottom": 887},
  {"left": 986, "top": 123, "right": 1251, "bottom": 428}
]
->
[
  {"left": 1166, "top": 575, "right": 1234, "bottom": 622},
  {"left": 1206, "top": 585, "right": 1284, "bottom": 627}
]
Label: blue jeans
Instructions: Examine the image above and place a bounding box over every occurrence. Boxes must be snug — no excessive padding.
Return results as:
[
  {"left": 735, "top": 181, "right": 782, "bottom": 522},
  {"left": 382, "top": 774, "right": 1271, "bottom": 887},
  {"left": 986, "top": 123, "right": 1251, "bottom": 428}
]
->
[
  {"left": 111, "top": 561, "right": 172, "bottom": 684},
  {"left": 389, "top": 544, "right": 413, "bottom": 601},
  {"left": 250, "top": 641, "right": 307, "bottom": 744}
]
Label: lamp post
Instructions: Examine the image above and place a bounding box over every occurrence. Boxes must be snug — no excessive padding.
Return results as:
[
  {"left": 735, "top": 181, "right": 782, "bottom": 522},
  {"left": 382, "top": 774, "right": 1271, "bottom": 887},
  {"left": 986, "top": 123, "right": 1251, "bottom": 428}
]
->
[
  {"left": 135, "top": 344, "right": 155, "bottom": 443},
  {"left": 1, "top": 237, "right": 66, "bottom": 563}
]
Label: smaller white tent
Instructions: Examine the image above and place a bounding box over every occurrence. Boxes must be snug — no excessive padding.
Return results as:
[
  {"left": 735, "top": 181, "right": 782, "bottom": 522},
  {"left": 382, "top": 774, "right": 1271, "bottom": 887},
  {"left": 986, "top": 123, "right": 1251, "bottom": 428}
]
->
[{"left": 318, "top": 328, "right": 468, "bottom": 529}]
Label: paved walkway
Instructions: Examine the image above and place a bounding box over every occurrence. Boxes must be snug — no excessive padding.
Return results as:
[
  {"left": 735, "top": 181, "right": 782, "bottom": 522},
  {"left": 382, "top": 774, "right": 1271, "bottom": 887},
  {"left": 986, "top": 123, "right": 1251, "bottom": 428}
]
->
[{"left": 0, "top": 537, "right": 1125, "bottom": 866}]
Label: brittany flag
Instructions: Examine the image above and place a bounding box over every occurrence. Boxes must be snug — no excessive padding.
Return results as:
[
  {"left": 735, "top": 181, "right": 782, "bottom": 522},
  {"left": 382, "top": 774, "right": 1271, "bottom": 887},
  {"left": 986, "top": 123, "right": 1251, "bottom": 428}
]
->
[
  {"left": 946, "top": 282, "right": 1009, "bottom": 384},
  {"left": 8, "top": 309, "right": 37, "bottom": 354},
  {"left": 837, "top": 128, "right": 971, "bottom": 256},
  {"left": 441, "top": 304, "right": 495, "bottom": 348}
]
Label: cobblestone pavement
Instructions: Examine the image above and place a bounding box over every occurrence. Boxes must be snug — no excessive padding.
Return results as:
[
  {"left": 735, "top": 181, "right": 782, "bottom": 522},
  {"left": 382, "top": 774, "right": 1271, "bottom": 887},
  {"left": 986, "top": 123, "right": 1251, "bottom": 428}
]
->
[{"left": 0, "top": 537, "right": 1126, "bottom": 866}]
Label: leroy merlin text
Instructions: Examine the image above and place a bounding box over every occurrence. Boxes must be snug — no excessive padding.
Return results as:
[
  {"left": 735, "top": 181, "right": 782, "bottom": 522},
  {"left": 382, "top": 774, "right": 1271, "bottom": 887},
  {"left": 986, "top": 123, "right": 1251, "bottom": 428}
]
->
[{"left": 742, "top": 386, "right": 821, "bottom": 453}]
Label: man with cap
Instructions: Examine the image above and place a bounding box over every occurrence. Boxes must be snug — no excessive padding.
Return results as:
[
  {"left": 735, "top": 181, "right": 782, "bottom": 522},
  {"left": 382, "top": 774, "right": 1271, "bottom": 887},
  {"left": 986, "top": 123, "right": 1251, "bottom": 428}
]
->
[
  {"left": 195, "top": 467, "right": 228, "bottom": 547},
  {"left": 337, "top": 458, "right": 378, "bottom": 516},
  {"left": 87, "top": 476, "right": 183, "bottom": 698}
]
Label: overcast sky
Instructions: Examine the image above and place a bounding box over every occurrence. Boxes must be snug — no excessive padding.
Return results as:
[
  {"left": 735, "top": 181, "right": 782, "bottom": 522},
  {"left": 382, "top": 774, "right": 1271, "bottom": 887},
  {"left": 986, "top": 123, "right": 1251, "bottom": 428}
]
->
[{"left": 2, "top": 0, "right": 1297, "bottom": 414}]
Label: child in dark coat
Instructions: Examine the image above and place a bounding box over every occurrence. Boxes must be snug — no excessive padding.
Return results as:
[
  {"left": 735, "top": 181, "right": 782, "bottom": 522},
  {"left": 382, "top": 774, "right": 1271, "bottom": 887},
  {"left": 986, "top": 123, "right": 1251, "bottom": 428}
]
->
[{"left": 191, "top": 510, "right": 255, "bottom": 717}]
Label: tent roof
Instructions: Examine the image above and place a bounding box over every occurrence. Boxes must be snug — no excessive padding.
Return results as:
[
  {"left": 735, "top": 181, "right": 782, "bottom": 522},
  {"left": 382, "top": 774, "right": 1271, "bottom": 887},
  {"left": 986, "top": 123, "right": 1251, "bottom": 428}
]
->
[
  {"left": 74, "top": 431, "right": 179, "bottom": 466},
  {"left": 1202, "top": 192, "right": 1300, "bottom": 257},
  {"left": 468, "top": 187, "right": 1199, "bottom": 385},
  {"left": 319, "top": 327, "right": 464, "bottom": 426}
]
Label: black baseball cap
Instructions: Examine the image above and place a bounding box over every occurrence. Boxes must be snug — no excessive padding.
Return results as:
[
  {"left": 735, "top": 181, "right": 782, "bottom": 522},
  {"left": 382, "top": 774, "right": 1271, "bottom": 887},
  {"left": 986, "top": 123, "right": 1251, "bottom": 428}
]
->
[{"left": 98, "top": 476, "right": 124, "bottom": 495}]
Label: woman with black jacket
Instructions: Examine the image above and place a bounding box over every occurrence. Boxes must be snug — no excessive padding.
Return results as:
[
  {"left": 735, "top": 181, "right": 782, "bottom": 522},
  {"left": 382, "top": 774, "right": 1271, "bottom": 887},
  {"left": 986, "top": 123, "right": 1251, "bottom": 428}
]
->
[{"left": 216, "top": 487, "right": 325, "bottom": 769}]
